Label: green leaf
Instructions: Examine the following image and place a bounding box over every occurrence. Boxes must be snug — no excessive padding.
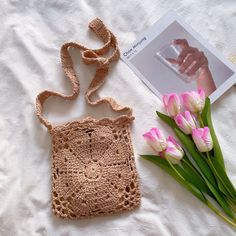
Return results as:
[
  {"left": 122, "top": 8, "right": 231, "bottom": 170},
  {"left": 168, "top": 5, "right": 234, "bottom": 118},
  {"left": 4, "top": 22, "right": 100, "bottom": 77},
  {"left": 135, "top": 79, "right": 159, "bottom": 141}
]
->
[
  {"left": 141, "top": 155, "right": 234, "bottom": 219},
  {"left": 156, "top": 111, "right": 179, "bottom": 130},
  {"left": 199, "top": 153, "right": 229, "bottom": 197},
  {"left": 207, "top": 156, "right": 236, "bottom": 199},
  {"left": 141, "top": 155, "right": 173, "bottom": 173},
  {"left": 141, "top": 155, "right": 206, "bottom": 202},
  {"left": 201, "top": 97, "right": 225, "bottom": 169},
  {"left": 180, "top": 158, "right": 213, "bottom": 197},
  {"left": 201, "top": 99, "right": 236, "bottom": 199},
  {"left": 174, "top": 129, "right": 217, "bottom": 188},
  {"left": 201, "top": 97, "right": 210, "bottom": 123},
  {"left": 183, "top": 184, "right": 207, "bottom": 204},
  {"left": 218, "top": 180, "right": 230, "bottom": 197},
  {"left": 203, "top": 176, "right": 234, "bottom": 219}
]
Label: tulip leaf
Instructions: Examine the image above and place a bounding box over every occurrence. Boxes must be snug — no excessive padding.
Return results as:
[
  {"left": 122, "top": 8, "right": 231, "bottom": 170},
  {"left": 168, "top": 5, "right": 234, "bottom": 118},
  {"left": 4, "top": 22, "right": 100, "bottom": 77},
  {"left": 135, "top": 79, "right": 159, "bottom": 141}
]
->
[
  {"left": 201, "top": 99, "right": 236, "bottom": 200},
  {"left": 199, "top": 152, "right": 229, "bottom": 197},
  {"left": 201, "top": 97, "right": 225, "bottom": 169},
  {"left": 180, "top": 158, "right": 213, "bottom": 197},
  {"left": 174, "top": 129, "right": 217, "bottom": 188},
  {"left": 203, "top": 176, "right": 235, "bottom": 219},
  {"left": 141, "top": 155, "right": 206, "bottom": 202},
  {"left": 218, "top": 181, "right": 230, "bottom": 197},
  {"left": 141, "top": 155, "right": 234, "bottom": 219},
  {"left": 207, "top": 156, "right": 236, "bottom": 199},
  {"left": 156, "top": 111, "right": 179, "bottom": 130},
  {"left": 141, "top": 154, "right": 173, "bottom": 173}
]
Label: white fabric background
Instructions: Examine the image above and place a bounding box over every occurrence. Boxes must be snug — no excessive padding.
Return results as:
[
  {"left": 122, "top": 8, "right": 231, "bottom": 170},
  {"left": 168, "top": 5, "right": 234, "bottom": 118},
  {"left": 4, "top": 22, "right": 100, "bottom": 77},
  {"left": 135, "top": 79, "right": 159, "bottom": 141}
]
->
[{"left": 0, "top": 1, "right": 236, "bottom": 235}]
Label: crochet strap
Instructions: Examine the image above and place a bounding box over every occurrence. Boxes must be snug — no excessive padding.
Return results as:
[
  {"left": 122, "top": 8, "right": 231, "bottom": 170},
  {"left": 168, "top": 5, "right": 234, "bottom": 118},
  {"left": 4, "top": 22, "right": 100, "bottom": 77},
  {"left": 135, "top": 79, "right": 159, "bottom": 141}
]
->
[
  {"left": 230, "top": 55, "right": 236, "bottom": 64},
  {"left": 36, "top": 18, "right": 133, "bottom": 131}
]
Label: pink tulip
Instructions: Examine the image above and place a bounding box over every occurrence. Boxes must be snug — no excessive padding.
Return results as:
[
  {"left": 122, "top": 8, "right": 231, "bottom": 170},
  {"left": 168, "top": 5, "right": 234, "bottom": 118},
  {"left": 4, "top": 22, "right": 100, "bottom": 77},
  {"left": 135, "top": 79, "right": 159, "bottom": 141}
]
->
[
  {"left": 192, "top": 127, "right": 213, "bottom": 152},
  {"left": 181, "top": 88, "right": 205, "bottom": 113},
  {"left": 143, "top": 128, "right": 167, "bottom": 153},
  {"left": 163, "top": 93, "right": 181, "bottom": 117},
  {"left": 174, "top": 111, "right": 197, "bottom": 135},
  {"left": 163, "top": 136, "right": 184, "bottom": 164}
]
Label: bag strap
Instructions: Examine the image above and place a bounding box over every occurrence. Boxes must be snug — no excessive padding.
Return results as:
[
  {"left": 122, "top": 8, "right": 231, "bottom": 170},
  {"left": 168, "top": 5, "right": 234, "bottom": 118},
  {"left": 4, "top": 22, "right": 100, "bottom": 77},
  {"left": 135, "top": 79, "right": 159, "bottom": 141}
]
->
[
  {"left": 229, "top": 56, "right": 236, "bottom": 64},
  {"left": 36, "top": 18, "right": 133, "bottom": 131}
]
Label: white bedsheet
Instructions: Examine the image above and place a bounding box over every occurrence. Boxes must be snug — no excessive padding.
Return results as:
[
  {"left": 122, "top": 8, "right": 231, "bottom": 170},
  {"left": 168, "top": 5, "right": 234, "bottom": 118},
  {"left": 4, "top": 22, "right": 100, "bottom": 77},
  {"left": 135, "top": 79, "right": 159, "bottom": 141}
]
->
[{"left": 1, "top": 1, "right": 236, "bottom": 235}]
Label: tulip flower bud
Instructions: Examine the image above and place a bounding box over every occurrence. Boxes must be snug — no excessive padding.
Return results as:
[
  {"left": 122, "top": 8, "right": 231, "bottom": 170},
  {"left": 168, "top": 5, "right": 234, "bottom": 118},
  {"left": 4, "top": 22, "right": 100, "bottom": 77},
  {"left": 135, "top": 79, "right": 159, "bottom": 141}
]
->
[
  {"left": 174, "top": 111, "right": 197, "bottom": 135},
  {"left": 143, "top": 128, "right": 167, "bottom": 153},
  {"left": 192, "top": 127, "right": 213, "bottom": 152},
  {"left": 163, "top": 136, "right": 184, "bottom": 164},
  {"left": 163, "top": 93, "right": 181, "bottom": 117},
  {"left": 181, "top": 88, "right": 205, "bottom": 113}
]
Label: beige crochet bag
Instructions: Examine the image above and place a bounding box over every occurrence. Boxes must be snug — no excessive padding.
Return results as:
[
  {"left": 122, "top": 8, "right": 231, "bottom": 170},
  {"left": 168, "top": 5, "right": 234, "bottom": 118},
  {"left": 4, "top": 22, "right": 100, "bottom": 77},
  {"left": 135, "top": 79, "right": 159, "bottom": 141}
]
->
[{"left": 36, "top": 18, "right": 141, "bottom": 219}]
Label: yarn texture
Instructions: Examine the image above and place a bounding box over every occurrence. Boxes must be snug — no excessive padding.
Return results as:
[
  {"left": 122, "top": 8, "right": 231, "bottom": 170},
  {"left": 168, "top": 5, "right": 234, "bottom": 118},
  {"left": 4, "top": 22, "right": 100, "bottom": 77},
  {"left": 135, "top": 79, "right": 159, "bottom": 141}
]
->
[{"left": 35, "top": 18, "right": 141, "bottom": 219}]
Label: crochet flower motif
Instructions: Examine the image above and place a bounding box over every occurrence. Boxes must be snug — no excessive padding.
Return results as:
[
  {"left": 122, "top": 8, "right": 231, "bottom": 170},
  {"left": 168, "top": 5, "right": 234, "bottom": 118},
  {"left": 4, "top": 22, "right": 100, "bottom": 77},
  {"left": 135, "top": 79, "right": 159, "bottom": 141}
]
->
[{"left": 51, "top": 124, "right": 140, "bottom": 218}]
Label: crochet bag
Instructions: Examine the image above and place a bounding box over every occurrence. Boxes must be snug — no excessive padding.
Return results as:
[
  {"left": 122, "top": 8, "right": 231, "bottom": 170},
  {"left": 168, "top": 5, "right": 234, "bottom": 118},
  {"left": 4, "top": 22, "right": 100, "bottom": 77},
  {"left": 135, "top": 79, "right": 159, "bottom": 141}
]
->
[{"left": 36, "top": 18, "right": 141, "bottom": 219}]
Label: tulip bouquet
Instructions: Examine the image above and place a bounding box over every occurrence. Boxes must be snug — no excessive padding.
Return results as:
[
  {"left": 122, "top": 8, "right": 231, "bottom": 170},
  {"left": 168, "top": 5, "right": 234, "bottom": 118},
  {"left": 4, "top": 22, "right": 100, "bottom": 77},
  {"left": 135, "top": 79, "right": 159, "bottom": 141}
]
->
[{"left": 141, "top": 89, "right": 236, "bottom": 228}]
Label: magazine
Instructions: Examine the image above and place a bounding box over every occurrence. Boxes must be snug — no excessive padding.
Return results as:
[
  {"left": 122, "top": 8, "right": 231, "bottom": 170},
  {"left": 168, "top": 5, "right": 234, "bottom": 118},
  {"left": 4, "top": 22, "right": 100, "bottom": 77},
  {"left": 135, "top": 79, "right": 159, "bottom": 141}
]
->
[{"left": 121, "top": 10, "right": 236, "bottom": 102}]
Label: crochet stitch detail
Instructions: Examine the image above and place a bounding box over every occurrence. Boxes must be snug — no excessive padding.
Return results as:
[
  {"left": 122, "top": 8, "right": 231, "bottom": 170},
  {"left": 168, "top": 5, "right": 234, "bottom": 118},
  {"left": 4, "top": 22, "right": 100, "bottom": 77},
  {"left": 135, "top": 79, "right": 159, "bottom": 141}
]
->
[
  {"left": 51, "top": 119, "right": 140, "bottom": 218},
  {"left": 35, "top": 18, "right": 141, "bottom": 219}
]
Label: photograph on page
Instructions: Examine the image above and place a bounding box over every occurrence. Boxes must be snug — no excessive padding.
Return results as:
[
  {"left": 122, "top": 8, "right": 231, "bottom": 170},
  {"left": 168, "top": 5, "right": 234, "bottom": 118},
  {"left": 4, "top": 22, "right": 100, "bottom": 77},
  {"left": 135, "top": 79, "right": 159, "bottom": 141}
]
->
[{"left": 121, "top": 11, "right": 236, "bottom": 103}]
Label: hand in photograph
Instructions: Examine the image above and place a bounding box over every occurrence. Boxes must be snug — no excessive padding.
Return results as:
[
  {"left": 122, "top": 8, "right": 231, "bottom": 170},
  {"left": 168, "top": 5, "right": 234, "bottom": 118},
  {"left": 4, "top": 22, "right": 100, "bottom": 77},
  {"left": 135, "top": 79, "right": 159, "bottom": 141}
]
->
[{"left": 170, "top": 39, "right": 217, "bottom": 96}]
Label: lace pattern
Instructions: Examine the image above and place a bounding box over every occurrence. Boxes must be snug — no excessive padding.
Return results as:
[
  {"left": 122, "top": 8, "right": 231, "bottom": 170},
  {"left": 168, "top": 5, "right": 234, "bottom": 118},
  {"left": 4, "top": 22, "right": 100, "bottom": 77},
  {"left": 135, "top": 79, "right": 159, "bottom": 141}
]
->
[
  {"left": 36, "top": 18, "right": 141, "bottom": 219},
  {"left": 51, "top": 119, "right": 140, "bottom": 218}
]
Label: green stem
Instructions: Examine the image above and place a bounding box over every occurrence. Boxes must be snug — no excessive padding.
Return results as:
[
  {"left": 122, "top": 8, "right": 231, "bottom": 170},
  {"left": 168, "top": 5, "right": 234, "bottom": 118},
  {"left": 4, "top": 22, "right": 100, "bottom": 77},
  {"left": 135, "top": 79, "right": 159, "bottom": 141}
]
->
[
  {"left": 197, "top": 112, "right": 205, "bottom": 127},
  {"left": 228, "top": 198, "right": 236, "bottom": 214},
  {"left": 206, "top": 200, "right": 236, "bottom": 228},
  {"left": 166, "top": 159, "right": 185, "bottom": 181}
]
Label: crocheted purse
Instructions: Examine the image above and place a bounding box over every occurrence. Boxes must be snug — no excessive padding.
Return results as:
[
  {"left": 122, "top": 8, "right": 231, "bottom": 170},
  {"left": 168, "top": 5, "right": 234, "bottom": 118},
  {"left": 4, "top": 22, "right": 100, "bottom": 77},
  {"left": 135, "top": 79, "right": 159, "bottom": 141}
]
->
[{"left": 36, "top": 18, "right": 141, "bottom": 219}]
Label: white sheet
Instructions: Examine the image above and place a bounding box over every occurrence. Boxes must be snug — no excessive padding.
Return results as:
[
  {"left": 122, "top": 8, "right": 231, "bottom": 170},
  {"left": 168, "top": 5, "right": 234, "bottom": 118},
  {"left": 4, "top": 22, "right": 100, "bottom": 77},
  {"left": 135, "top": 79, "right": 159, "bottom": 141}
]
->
[{"left": 0, "top": 1, "right": 236, "bottom": 235}]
